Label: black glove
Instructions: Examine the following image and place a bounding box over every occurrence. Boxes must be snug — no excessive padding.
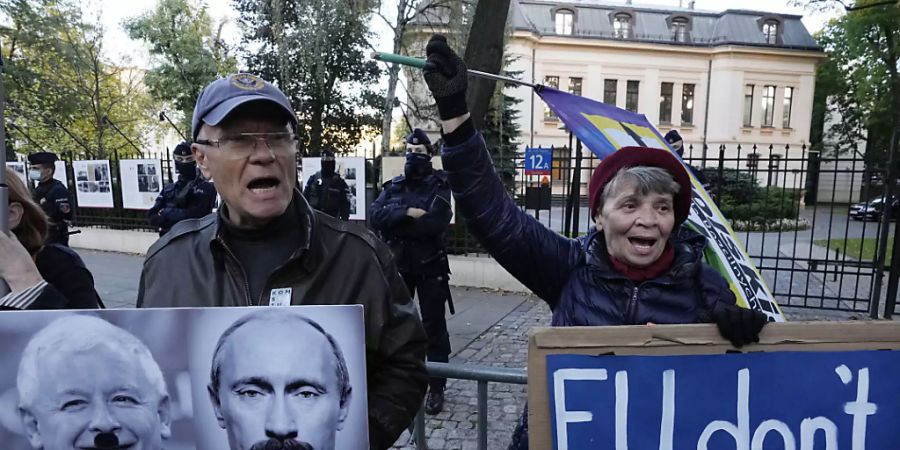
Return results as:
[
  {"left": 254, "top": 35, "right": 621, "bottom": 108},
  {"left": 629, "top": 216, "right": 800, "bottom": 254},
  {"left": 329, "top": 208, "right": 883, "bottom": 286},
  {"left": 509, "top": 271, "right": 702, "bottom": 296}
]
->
[
  {"left": 423, "top": 34, "right": 469, "bottom": 120},
  {"left": 712, "top": 305, "right": 768, "bottom": 348}
]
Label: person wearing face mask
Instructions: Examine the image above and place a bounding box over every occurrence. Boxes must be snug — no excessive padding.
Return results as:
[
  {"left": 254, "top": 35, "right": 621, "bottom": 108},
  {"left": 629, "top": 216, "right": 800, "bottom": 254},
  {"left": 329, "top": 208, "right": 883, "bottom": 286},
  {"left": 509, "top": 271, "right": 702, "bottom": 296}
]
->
[
  {"left": 370, "top": 129, "right": 453, "bottom": 415},
  {"left": 148, "top": 141, "right": 217, "bottom": 236},
  {"left": 27, "top": 152, "right": 72, "bottom": 246},
  {"left": 303, "top": 150, "right": 352, "bottom": 220},
  {"left": 0, "top": 168, "right": 101, "bottom": 310}
]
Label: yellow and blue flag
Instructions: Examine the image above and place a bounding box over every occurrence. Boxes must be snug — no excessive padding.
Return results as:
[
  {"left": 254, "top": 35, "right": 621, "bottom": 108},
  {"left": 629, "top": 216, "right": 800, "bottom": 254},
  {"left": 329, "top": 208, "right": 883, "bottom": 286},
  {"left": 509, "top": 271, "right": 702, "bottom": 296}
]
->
[{"left": 538, "top": 87, "right": 784, "bottom": 321}]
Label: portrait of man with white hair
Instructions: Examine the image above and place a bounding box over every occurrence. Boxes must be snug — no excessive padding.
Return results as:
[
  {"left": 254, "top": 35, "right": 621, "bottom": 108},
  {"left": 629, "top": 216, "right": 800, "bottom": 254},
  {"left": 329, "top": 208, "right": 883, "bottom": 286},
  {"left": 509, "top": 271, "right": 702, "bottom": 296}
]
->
[
  {"left": 207, "top": 309, "right": 353, "bottom": 450},
  {"left": 16, "top": 314, "right": 172, "bottom": 450}
]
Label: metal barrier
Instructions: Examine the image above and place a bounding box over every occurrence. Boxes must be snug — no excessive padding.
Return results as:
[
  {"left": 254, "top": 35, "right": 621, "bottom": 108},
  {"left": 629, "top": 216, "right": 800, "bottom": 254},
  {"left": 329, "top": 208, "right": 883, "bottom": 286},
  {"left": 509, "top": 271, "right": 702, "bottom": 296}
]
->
[{"left": 412, "top": 361, "right": 527, "bottom": 450}]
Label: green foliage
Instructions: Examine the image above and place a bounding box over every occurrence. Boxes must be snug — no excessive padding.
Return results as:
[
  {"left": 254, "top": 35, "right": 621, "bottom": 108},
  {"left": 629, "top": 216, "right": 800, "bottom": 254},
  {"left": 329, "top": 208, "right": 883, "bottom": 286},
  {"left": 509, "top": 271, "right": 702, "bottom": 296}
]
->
[
  {"left": 704, "top": 168, "right": 800, "bottom": 224},
  {"left": 233, "top": 0, "right": 382, "bottom": 156},
  {"left": 481, "top": 73, "right": 522, "bottom": 196},
  {"left": 809, "top": 0, "right": 900, "bottom": 164},
  {"left": 814, "top": 236, "right": 894, "bottom": 265},
  {"left": 1, "top": 0, "right": 157, "bottom": 160},
  {"left": 124, "top": 0, "right": 238, "bottom": 134}
]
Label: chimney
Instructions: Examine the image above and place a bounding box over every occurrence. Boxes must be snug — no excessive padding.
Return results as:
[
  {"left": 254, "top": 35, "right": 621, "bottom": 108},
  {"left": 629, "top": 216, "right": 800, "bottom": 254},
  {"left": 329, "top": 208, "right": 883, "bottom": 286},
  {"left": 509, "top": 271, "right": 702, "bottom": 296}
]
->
[{"left": 688, "top": 1, "right": 695, "bottom": 9}]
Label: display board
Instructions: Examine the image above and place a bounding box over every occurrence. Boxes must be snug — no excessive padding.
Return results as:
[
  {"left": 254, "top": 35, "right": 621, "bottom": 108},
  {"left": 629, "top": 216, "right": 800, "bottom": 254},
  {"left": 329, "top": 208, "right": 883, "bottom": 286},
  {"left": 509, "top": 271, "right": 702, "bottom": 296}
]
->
[
  {"left": 53, "top": 160, "right": 68, "bottom": 186},
  {"left": 5, "top": 162, "right": 26, "bottom": 185},
  {"left": 0, "top": 305, "right": 369, "bottom": 450},
  {"left": 120, "top": 159, "right": 163, "bottom": 210},
  {"left": 73, "top": 159, "right": 114, "bottom": 208},
  {"left": 300, "top": 157, "right": 366, "bottom": 221},
  {"left": 527, "top": 322, "right": 900, "bottom": 450}
]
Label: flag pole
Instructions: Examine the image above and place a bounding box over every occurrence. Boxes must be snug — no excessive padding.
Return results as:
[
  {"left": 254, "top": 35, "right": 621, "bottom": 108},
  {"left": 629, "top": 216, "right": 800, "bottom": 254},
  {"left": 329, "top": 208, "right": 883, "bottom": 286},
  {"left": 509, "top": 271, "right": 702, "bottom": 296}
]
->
[{"left": 371, "top": 52, "right": 541, "bottom": 91}]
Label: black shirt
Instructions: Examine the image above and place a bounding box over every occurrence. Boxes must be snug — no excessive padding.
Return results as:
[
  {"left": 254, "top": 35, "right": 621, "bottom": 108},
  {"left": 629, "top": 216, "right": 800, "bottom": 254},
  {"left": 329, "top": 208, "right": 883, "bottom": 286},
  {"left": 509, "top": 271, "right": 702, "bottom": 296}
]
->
[{"left": 221, "top": 204, "right": 305, "bottom": 304}]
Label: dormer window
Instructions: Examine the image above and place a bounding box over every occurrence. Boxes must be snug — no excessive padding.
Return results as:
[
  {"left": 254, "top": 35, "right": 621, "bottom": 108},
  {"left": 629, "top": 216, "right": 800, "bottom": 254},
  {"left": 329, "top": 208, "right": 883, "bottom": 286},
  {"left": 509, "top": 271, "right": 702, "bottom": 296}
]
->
[
  {"left": 763, "top": 19, "right": 779, "bottom": 44},
  {"left": 671, "top": 17, "right": 689, "bottom": 42},
  {"left": 613, "top": 13, "right": 632, "bottom": 39},
  {"left": 555, "top": 9, "right": 574, "bottom": 35}
]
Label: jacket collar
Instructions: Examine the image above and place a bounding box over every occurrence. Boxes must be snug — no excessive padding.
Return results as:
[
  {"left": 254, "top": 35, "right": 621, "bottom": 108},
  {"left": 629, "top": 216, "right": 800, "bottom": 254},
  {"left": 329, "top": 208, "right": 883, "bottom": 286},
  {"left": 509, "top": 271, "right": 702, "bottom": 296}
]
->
[{"left": 209, "top": 190, "right": 323, "bottom": 272}]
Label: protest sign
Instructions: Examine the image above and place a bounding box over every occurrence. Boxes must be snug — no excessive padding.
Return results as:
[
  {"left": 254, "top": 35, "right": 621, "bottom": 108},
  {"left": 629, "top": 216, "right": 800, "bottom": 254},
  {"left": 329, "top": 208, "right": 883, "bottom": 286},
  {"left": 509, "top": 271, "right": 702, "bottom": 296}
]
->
[
  {"left": 528, "top": 322, "right": 900, "bottom": 449},
  {"left": 0, "top": 305, "right": 369, "bottom": 450}
]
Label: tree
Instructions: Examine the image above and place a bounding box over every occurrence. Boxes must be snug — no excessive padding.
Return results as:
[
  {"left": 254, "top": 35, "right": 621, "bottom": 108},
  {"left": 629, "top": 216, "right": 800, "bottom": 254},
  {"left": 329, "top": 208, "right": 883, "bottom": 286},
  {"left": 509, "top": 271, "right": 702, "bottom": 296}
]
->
[
  {"left": 801, "top": 0, "right": 900, "bottom": 164},
  {"left": 124, "top": 0, "right": 238, "bottom": 134},
  {"left": 1, "top": 0, "right": 157, "bottom": 159},
  {"left": 234, "top": 0, "right": 383, "bottom": 156},
  {"left": 481, "top": 66, "right": 521, "bottom": 195},
  {"left": 463, "top": 0, "right": 511, "bottom": 129}
]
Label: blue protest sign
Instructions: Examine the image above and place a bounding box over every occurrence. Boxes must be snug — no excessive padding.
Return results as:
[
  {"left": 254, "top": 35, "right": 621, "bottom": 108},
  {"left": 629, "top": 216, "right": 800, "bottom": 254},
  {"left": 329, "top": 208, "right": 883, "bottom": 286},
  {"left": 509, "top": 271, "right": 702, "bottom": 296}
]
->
[
  {"left": 547, "top": 350, "right": 900, "bottom": 450},
  {"left": 525, "top": 147, "right": 552, "bottom": 175}
]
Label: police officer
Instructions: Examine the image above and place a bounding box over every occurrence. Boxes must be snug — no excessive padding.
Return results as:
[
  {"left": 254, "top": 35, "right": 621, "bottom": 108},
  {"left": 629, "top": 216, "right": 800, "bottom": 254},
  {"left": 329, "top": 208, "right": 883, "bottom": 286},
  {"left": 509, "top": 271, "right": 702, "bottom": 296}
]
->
[
  {"left": 148, "top": 142, "right": 217, "bottom": 236},
  {"left": 27, "top": 152, "right": 72, "bottom": 246},
  {"left": 303, "top": 150, "right": 351, "bottom": 220},
  {"left": 370, "top": 129, "right": 453, "bottom": 414}
]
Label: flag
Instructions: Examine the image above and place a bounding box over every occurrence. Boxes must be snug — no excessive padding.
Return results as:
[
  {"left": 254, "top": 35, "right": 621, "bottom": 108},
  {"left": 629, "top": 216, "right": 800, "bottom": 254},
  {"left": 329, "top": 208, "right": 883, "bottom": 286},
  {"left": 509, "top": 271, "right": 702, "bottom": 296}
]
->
[{"left": 538, "top": 87, "right": 784, "bottom": 321}]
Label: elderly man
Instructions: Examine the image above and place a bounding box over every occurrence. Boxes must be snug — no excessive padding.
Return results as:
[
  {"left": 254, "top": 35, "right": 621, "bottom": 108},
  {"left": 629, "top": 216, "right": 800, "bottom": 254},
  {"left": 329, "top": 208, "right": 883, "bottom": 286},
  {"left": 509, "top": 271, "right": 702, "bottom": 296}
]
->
[
  {"left": 208, "top": 309, "right": 352, "bottom": 450},
  {"left": 137, "top": 73, "right": 427, "bottom": 449},
  {"left": 16, "top": 315, "right": 171, "bottom": 450}
]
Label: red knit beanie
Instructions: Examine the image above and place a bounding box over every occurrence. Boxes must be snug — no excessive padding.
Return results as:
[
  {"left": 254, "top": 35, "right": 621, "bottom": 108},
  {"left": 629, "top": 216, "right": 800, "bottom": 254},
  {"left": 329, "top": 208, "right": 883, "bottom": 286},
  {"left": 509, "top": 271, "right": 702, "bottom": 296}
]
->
[{"left": 588, "top": 146, "right": 693, "bottom": 225}]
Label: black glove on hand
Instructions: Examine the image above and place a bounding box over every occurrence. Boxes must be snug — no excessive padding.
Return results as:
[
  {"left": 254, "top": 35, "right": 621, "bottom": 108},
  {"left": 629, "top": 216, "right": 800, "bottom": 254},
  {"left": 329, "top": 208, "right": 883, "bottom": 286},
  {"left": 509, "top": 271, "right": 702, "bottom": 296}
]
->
[
  {"left": 423, "top": 34, "right": 469, "bottom": 120},
  {"left": 712, "top": 305, "right": 769, "bottom": 348}
]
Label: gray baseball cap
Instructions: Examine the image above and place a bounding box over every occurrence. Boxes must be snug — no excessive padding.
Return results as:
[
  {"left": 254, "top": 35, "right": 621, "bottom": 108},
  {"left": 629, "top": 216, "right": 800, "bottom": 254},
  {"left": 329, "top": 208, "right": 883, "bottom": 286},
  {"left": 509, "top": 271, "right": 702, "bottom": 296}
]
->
[{"left": 191, "top": 73, "right": 298, "bottom": 140}]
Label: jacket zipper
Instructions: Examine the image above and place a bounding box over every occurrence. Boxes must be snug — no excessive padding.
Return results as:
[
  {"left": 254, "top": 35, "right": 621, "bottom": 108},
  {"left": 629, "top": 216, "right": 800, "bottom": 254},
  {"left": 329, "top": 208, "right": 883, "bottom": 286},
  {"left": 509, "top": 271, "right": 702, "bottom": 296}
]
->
[
  {"left": 217, "top": 239, "right": 254, "bottom": 306},
  {"left": 626, "top": 286, "right": 639, "bottom": 323}
]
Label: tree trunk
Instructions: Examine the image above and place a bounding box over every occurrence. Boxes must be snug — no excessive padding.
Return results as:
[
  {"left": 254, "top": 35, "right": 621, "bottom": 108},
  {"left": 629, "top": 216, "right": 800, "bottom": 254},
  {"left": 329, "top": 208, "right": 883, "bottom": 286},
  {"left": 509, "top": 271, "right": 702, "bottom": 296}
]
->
[
  {"left": 310, "top": 103, "right": 325, "bottom": 156},
  {"left": 381, "top": 63, "right": 401, "bottom": 155},
  {"left": 463, "top": 0, "right": 511, "bottom": 130}
]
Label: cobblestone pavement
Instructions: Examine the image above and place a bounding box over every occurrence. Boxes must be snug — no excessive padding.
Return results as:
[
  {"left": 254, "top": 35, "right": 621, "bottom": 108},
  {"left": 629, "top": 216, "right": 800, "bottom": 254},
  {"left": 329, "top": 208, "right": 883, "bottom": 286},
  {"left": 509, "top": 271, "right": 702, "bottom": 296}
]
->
[{"left": 390, "top": 293, "right": 870, "bottom": 449}]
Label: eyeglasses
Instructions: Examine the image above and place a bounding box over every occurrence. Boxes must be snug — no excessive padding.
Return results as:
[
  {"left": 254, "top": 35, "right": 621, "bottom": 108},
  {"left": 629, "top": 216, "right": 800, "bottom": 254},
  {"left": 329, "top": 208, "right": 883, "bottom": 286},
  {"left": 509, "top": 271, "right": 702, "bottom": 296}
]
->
[{"left": 195, "top": 132, "right": 298, "bottom": 160}]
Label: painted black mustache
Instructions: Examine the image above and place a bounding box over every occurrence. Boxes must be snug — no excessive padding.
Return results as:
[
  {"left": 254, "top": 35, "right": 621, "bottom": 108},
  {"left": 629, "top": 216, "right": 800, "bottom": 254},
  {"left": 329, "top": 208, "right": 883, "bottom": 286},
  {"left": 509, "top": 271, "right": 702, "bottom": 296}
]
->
[
  {"left": 94, "top": 432, "right": 120, "bottom": 449},
  {"left": 250, "top": 439, "right": 313, "bottom": 450}
]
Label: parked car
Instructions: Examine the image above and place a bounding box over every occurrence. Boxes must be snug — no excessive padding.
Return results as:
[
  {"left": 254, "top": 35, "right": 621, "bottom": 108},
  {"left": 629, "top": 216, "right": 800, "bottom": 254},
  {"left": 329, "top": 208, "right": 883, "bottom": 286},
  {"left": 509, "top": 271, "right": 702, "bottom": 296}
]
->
[{"left": 849, "top": 196, "right": 900, "bottom": 221}]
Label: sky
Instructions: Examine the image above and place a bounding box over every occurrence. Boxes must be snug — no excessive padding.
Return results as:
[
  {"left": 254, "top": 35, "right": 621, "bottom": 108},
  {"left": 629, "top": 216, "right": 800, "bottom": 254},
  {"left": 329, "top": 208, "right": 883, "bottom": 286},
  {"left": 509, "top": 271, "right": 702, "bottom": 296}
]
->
[{"left": 99, "top": 0, "right": 842, "bottom": 69}]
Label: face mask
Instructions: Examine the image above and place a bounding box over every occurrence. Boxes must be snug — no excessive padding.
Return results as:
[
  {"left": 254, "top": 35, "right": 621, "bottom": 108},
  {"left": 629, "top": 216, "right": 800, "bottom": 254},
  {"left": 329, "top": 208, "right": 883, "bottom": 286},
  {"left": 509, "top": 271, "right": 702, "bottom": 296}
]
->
[
  {"left": 405, "top": 152, "right": 432, "bottom": 179},
  {"left": 175, "top": 162, "right": 197, "bottom": 179},
  {"left": 321, "top": 160, "right": 336, "bottom": 177},
  {"left": 28, "top": 170, "right": 43, "bottom": 181}
]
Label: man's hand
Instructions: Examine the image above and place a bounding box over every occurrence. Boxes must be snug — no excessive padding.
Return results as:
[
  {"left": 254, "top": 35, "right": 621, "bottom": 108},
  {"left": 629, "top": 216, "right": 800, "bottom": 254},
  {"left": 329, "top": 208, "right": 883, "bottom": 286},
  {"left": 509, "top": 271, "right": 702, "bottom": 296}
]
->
[
  {"left": 712, "top": 305, "right": 768, "bottom": 348},
  {"left": 406, "top": 208, "right": 427, "bottom": 219},
  {"left": 0, "top": 232, "right": 44, "bottom": 293},
  {"left": 423, "top": 34, "right": 469, "bottom": 120}
]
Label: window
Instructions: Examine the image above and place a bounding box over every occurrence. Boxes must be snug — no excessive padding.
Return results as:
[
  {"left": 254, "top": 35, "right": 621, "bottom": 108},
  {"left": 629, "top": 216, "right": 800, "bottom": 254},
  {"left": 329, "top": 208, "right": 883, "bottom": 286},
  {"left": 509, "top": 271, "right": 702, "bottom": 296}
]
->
[
  {"left": 555, "top": 9, "right": 574, "bottom": 35},
  {"left": 747, "top": 153, "right": 760, "bottom": 178},
  {"left": 626, "top": 80, "right": 640, "bottom": 112},
  {"left": 672, "top": 17, "right": 689, "bottom": 42},
  {"left": 613, "top": 13, "right": 632, "bottom": 39},
  {"left": 568, "top": 77, "right": 583, "bottom": 97},
  {"left": 743, "top": 84, "right": 754, "bottom": 127},
  {"left": 604, "top": 79, "right": 617, "bottom": 105},
  {"left": 681, "top": 83, "right": 695, "bottom": 124},
  {"left": 763, "top": 19, "right": 779, "bottom": 44},
  {"left": 659, "top": 82, "right": 673, "bottom": 124},
  {"left": 761, "top": 85, "right": 776, "bottom": 127},
  {"left": 544, "top": 76, "right": 559, "bottom": 120},
  {"left": 783, "top": 87, "right": 794, "bottom": 128}
]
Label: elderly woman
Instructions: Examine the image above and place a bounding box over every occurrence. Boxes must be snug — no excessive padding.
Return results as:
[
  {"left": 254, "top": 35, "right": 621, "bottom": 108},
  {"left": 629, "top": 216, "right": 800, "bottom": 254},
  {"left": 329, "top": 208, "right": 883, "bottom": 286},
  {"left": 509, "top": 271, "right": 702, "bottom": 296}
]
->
[
  {"left": 0, "top": 167, "right": 101, "bottom": 310},
  {"left": 420, "top": 35, "right": 767, "bottom": 448}
]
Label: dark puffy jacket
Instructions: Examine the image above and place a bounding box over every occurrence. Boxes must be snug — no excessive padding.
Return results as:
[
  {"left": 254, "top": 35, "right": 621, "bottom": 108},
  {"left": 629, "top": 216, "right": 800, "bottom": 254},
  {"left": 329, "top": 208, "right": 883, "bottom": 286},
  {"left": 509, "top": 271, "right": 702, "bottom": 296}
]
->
[
  {"left": 370, "top": 171, "right": 453, "bottom": 276},
  {"left": 441, "top": 131, "right": 736, "bottom": 325},
  {"left": 138, "top": 191, "right": 427, "bottom": 449}
]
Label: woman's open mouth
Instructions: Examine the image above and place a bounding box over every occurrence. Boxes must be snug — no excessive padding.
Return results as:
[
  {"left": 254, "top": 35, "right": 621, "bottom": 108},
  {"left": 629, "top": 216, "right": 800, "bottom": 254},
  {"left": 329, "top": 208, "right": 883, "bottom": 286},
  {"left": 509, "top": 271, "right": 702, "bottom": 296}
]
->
[{"left": 627, "top": 236, "right": 658, "bottom": 254}]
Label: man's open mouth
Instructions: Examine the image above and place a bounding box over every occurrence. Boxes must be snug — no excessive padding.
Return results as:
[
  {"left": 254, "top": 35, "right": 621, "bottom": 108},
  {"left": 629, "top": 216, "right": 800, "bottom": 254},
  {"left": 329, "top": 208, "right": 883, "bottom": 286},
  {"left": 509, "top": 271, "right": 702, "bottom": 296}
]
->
[{"left": 247, "top": 177, "right": 281, "bottom": 194}]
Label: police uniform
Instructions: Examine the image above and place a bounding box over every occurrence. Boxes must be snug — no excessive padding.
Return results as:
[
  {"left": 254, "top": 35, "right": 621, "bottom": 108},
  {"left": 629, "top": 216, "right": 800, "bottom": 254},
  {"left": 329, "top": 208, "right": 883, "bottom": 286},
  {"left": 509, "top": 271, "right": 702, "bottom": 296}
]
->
[
  {"left": 148, "top": 143, "right": 217, "bottom": 236},
  {"left": 370, "top": 132, "right": 453, "bottom": 410},
  {"left": 303, "top": 170, "right": 351, "bottom": 220},
  {"left": 28, "top": 153, "right": 72, "bottom": 246}
]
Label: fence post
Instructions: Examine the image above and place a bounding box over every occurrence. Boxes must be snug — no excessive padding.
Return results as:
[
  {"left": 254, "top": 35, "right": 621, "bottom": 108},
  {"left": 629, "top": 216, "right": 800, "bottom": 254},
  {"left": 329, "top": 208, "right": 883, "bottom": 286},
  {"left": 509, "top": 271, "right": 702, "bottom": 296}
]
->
[
  {"left": 571, "top": 139, "right": 583, "bottom": 236},
  {"left": 716, "top": 145, "right": 725, "bottom": 202},
  {"left": 884, "top": 158, "right": 900, "bottom": 319},
  {"left": 477, "top": 380, "right": 488, "bottom": 450},
  {"left": 804, "top": 147, "right": 819, "bottom": 206},
  {"left": 870, "top": 125, "right": 899, "bottom": 319},
  {"left": 414, "top": 406, "right": 427, "bottom": 450}
]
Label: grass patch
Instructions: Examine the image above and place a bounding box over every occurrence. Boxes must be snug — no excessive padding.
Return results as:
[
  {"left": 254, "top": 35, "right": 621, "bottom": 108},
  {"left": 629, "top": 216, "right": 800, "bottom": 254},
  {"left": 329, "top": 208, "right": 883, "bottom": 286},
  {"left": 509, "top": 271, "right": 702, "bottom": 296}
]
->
[{"left": 814, "top": 237, "right": 894, "bottom": 266}]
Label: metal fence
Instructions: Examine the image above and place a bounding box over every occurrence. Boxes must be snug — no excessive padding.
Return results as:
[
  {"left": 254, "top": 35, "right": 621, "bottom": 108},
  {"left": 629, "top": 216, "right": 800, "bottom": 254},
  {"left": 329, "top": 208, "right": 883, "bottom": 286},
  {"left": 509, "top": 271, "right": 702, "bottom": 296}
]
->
[{"left": 63, "top": 141, "right": 899, "bottom": 317}]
